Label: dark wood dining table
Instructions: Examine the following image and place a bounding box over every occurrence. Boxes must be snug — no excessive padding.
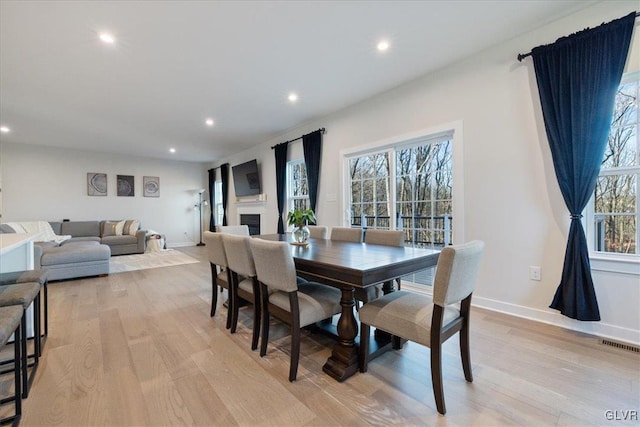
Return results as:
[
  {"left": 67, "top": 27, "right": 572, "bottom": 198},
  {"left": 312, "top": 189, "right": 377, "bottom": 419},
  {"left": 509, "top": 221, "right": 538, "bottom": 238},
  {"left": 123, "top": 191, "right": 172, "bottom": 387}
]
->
[{"left": 256, "top": 233, "right": 440, "bottom": 382}]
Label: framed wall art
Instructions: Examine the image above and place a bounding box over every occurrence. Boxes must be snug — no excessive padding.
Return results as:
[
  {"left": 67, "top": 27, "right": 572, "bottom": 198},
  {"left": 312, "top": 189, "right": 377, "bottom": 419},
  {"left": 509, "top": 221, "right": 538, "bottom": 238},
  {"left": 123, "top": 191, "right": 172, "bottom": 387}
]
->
[
  {"left": 117, "top": 175, "right": 135, "bottom": 197},
  {"left": 87, "top": 173, "right": 107, "bottom": 196},
  {"left": 143, "top": 176, "right": 160, "bottom": 197}
]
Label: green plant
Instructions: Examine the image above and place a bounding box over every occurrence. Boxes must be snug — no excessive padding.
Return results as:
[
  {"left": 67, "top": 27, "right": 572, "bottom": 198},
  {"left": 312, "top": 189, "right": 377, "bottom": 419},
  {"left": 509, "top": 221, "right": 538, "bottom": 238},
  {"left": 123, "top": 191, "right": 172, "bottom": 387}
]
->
[{"left": 287, "top": 208, "right": 316, "bottom": 227}]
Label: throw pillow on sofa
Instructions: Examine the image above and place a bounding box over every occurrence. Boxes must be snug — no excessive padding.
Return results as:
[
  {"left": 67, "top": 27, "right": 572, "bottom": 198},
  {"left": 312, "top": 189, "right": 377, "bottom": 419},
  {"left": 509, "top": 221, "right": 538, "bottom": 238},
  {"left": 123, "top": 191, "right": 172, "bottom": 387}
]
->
[
  {"left": 102, "top": 221, "right": 123, "bottom": 237},
  {"left": 123, "top": 220, "right": 140, "bottom": 235}
]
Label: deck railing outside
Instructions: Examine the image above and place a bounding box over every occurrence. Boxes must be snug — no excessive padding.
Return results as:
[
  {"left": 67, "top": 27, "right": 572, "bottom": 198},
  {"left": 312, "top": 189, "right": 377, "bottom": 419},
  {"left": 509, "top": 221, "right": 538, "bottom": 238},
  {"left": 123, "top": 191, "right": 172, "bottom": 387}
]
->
[{"left": 349, "top": 214, "right": 453, "bottom": 287}]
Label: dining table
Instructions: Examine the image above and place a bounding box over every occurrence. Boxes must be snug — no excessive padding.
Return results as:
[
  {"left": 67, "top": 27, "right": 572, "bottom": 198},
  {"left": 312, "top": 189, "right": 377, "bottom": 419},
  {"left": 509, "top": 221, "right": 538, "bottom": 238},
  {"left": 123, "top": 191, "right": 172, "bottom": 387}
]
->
[{"left": 256, "top": 233, "right": 440, "bottom": 382}]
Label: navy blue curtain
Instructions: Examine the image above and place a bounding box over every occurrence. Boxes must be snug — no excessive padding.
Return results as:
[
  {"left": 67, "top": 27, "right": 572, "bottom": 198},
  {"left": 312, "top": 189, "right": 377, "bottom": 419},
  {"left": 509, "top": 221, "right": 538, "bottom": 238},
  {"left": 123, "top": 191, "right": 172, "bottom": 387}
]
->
[
  {"left": 208, "top": 168, "right": 216, "bottom": 231},
  {"left": 302, "top": 130, "right": 322, "bottom": 223},
  {"left": 531, "top": 12, "right": 635, "bottom": 321},
  {"left": 220, "top": 163, "right": 230, "bottom": 227},
  {"left": 274, "top": 142, "right": 289, "bottom": 234}
]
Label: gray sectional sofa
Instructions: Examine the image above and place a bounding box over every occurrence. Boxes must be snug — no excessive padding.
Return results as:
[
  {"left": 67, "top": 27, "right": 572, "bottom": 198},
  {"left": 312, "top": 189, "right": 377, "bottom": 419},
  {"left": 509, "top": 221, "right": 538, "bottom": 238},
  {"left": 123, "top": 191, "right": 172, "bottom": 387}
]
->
[
  {"left": 0, "top": 220, "right": 146, "bottom": 281},
  {"left": 50, "top": 221, "right": 146, "bottom": 256}
]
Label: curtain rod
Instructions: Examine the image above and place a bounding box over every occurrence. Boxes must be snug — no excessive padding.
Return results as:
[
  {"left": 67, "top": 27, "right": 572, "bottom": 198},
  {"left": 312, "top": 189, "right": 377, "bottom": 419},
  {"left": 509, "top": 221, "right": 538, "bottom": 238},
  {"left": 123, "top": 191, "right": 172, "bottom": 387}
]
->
[
  {"left": 516, "top": 11, "right": 639, "bottom": 62},
  {"left": 271, "top": 128, "right": 326, "bottom": 149}
]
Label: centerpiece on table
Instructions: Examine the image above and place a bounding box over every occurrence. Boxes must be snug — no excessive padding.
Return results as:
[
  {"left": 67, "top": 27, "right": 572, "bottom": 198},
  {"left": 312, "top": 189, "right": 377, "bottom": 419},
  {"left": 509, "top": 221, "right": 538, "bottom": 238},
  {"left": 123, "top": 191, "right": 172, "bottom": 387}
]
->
[{"left": 287, "top": 208, "right": 316, "bottom": 245}]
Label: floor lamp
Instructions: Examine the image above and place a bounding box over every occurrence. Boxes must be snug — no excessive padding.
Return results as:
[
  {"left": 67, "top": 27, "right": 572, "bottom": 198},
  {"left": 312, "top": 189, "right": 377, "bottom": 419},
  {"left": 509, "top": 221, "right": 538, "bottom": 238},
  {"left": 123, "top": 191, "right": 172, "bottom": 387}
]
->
[{"left": 195, "top": 189, "right": 208, "bottom": 246}]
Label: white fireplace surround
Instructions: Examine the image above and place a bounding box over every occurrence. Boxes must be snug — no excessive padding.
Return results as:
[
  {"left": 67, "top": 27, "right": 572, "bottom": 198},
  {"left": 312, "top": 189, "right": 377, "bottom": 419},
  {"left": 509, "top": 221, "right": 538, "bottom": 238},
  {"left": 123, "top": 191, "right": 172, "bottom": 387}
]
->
[{"left": 237, "top": 205, "right": 266, "bottom": 234}]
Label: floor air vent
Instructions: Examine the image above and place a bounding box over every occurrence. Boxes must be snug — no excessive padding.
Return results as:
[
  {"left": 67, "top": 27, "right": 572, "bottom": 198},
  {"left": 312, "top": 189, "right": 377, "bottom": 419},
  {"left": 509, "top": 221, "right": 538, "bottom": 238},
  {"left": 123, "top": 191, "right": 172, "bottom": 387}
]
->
[{"left": 601, "top": 339, "right": 640, "bottom": 353}]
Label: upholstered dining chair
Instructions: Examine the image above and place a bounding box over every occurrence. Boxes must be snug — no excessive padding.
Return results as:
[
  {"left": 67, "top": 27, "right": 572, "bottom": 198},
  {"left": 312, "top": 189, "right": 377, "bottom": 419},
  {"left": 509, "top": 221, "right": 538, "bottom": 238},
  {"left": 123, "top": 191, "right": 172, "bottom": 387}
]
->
[
  {"left": 216, "top": 225, "right": 250, "bottom": 236},
  {"left": 359, "top": 240, "right": 484, "bottom": 415},
  {"left": 329, "top": 226, "right": 363, "bottom": 243},
  {"left": 222, "top": 234, "right": 261, "bottom": 350},
  {"left": 356, "top": 229, "right": 406, "bottom": 305},
  {"left": 250, "top": 238, "right": 342, "bottom": 382},
  {"left": 203, "top": 231, "right": 232, "bottom": 329},
  {"left": 307, "top": 225, "right": 328, "bottom": 239}
]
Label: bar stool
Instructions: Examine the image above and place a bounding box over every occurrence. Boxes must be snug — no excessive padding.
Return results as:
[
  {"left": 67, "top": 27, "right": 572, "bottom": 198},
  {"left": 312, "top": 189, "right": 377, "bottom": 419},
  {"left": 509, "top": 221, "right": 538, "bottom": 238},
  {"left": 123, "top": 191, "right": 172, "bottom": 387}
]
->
[
  {"left": 0, "top": 305, "right": 24, "bottom": 425},
  {"left": 0, "top": 269, "right": 49, "bottom": 355},
  {"left": 0, "top": 282, "right": 42, "bottom": 399}
]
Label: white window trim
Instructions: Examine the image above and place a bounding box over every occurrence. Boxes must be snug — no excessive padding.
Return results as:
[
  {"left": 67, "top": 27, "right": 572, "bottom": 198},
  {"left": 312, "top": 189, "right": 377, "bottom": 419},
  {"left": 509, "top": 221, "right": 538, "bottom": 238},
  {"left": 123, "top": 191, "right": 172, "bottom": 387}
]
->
[{"left": 340, "top": 120, "right": 465, "bottom": 244}]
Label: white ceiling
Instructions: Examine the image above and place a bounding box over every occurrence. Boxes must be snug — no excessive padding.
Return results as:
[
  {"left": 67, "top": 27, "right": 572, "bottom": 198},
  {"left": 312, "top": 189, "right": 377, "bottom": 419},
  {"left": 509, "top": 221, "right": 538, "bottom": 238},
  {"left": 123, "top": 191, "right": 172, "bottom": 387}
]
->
[{"left": 0, "top": 0, "right": 597, "bottom": 162}]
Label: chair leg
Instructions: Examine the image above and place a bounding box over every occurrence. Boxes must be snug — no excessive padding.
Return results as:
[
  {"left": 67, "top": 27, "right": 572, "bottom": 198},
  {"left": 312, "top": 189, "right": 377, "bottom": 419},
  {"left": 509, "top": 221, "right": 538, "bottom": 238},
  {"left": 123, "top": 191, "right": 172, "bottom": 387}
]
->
[
  {"left": 34, "top": 294, "right": 41, "bottom": 365},
  {"left": 20, "top": 314, "right": 28, "bottom": 399},
  {"left": 289, "top": 326, "right": 300, "bottom": 382},
  {"left": 251, "top": 278, "right": 261, "bottom": 351},
  {"left": 460, "top": 320, "right": 473, "bottom": 382},
  {"left": 431, "top": 341, "right": 446, "bottom": 415},
  {"left": 225, "top": 270, "right": 233, "bottom": 330},
  {"left": 359, "top": 323, "right": 370, "bottom": 372},
  {"left": 395, "top": 277, "right": 401, "bottom": 290},
  {"left": 210, "top": 263, "right": 217, "bottom": 317},
  {"left": 14, "top": 321, "right": 22, "bottom": 421},
  {"left": 259, "top": 285, "right": 270, "bottom": 357},
  {"left": 460, "top": 295, "right": 473, "bottom": 382},
  {"left": 44, "top": 280, "right": 49, "bottom": 336},
  {"left": 231, "top": 271, "right": 246, "bottom": 334}
]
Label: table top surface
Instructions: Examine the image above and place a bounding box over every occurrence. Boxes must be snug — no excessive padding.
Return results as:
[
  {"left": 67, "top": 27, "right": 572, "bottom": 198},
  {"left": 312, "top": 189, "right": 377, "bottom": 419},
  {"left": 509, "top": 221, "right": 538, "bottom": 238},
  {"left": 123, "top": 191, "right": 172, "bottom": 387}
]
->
[
  {"left": 0, "top": 233, "right": 40, "bottom": 255},
  {"left": 255, "top": 233, "right": 440, "bottom": 288}
]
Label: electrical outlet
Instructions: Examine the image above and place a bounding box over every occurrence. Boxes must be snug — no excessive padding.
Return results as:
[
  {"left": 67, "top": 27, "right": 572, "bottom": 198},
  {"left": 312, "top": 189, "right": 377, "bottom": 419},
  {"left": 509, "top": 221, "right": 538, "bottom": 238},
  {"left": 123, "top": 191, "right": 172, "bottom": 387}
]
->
[{"left": 529, "top": 266, "right": 541, "bottom": 281}]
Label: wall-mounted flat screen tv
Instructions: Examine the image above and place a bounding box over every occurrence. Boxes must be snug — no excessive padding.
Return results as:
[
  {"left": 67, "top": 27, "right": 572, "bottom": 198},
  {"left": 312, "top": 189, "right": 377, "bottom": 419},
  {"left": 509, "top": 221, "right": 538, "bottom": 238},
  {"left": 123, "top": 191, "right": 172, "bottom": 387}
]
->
[{"left": 232, "top": 159, "right": 261, "bottom": 197}]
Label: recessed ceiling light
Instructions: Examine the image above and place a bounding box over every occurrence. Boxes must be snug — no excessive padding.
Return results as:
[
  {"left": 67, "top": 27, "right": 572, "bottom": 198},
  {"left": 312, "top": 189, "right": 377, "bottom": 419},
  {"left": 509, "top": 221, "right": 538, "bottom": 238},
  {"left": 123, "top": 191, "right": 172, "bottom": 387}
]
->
[
  {"left": 0, "top": 126, "right": 10, "bottom": 133},
  {"left": 205, "top": 118, "right": 214, "bottom": 127},
  {"left": 99, "top": 32, "right": 115, "bottom": 44},
  {"left": 169, "top": 148, "right": 176, "bottom": 153},
  {"left": 288, "top": 93, "right": 298, "bottom": 103},
  {"left": 377, "top": 40, "right": 390, "bottom": 52}
]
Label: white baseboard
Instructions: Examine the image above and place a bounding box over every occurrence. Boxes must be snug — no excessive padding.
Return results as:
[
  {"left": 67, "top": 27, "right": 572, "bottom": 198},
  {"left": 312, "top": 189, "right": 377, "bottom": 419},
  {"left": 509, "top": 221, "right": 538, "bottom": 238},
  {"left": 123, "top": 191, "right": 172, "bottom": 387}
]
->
[
  {"left": 166, "top": 241, "right": 196, "bottom": 248},
  {"left": 473, "top": 296, "right": 640, "bottom": 346}
]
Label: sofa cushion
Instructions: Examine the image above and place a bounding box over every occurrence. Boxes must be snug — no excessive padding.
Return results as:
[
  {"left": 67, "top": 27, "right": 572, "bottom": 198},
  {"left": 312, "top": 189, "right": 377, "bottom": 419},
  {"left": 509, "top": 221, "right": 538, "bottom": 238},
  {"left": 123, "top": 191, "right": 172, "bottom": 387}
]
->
[
  {"left": 35, "top": 241, "right": 59, "bottom": 251},
  {"left": 61, "top": 236, "right": 101, "bottom": 245},
  {"left": 60, "top": 221, "right": 101, "bottom": 237},
  {"left": 101, "top": 235, "right": 138, "bottom": 246},
  {"left": 40, "top": 243, "right": 110, "bottom": 266}
]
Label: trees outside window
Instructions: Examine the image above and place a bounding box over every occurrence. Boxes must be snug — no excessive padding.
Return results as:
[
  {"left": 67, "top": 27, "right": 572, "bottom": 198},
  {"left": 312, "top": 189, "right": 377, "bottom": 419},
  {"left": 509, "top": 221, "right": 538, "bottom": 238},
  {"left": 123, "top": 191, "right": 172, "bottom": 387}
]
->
[
  {"left": 288, "top": 160, "right": 310, "bottom": 213},
  {"left": 594, "top": 74, "right": 639, "bottom": 255},
  {"left": 347, "top": 136, "right": 453, "bottom": 249}
]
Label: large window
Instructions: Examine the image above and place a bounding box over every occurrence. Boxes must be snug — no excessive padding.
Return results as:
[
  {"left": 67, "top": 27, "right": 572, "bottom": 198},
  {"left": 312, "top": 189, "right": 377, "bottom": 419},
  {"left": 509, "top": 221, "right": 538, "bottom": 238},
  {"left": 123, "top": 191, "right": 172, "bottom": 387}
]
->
[
  {"left": 347, "top": 136, "right": 453, "bottom": 249},
  {"left": 593, "top": 73, "right": 639, "bottom": 256},
  {"left": 345, "top": 133, "right": 454, "bottom": 288},
  {"left": 288, "top": 160, "right": 309, "bottom": 212}
]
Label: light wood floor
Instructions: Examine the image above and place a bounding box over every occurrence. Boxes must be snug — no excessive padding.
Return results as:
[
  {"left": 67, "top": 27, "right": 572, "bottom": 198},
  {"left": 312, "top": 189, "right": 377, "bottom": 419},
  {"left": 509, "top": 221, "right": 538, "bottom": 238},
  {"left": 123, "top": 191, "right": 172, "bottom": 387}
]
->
[{"left": 3, "top": 246, "right": 638, "bottom": 426}]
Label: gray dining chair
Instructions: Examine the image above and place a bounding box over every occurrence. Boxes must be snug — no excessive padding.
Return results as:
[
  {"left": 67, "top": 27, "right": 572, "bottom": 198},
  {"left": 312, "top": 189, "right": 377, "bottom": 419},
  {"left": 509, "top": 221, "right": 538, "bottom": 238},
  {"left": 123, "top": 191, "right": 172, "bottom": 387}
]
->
[
  {"left": 250, "top": 238, "right": 342, "bottom": 382},
  {"left": 216, "top": 225, "right": 250, "bottom": 236},
  {"left": 330, "top": 226, "right": 363, "bottom": 243},
  {"left": 356, "top": 229, "right": 406, "bottom": 305},
  {"left": 203, "top": 231, "right": 232, "bottom": 329},
  {"left": 307, "top": 225, "right": 328, "bottom": 239},
  {"left": 222, "top": 234, "right": 261, "bottom": 350},
  {"left": 359, "top": 240, "right": 484, "bottom": 415}
]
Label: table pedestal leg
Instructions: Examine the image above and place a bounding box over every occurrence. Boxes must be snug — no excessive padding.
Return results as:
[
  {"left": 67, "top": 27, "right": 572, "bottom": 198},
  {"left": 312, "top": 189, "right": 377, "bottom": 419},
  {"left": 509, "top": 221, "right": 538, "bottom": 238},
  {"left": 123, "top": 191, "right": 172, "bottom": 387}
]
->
[{"left": 323, "top": 287, "right": 359, "bottom": 382}]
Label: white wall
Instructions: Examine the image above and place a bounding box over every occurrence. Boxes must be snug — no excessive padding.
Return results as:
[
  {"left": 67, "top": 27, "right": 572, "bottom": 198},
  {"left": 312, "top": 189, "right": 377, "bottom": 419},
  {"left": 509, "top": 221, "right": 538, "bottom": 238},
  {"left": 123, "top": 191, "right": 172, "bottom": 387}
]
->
[
  {"left": 213, "top": 2, "right": 640, "bottom": 344},
  {"left": 1, "top": 142, "right": 209, "bottom": 247}
]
